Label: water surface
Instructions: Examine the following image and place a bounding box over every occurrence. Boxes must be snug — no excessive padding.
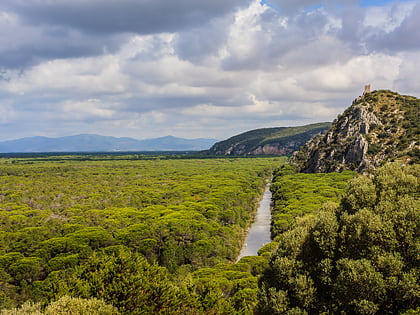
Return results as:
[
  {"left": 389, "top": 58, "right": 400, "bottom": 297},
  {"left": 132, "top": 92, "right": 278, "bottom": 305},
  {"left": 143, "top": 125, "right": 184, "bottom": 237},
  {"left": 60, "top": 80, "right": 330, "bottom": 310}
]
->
[{"left": 237, "top": 184, "right": 272, "bottom": 261}]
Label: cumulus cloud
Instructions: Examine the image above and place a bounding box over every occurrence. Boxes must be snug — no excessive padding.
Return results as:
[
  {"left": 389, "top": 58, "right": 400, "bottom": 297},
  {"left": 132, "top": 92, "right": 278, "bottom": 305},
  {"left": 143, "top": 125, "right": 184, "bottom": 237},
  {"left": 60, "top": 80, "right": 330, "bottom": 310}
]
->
[
  {"left": 0, "top": 0, "right": 419, "bottom": 141},
  {"left": 0, "top": 0, "right": 251, "bottom": 69},
  {"left": 368, "top": 2, "right": 420, "bottom": 52},
  {"left": 3, "top": 0, "right": 251, "bottom": 34},
  {"left": 0, "top": 10, "right": 128, "bottom": 69},
  {"left": 174, "top": 16, "right": 232, "bottom": 64},
  {"left": 5, "top": 56, "right": 127, "bottom": 95}
]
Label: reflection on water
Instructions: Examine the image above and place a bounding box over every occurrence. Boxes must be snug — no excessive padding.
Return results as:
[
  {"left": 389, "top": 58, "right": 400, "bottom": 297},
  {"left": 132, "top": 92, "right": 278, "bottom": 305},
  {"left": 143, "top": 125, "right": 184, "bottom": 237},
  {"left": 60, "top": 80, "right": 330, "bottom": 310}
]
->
[{"left": 237, "top": 184, "right": 272, "bottom": 261}]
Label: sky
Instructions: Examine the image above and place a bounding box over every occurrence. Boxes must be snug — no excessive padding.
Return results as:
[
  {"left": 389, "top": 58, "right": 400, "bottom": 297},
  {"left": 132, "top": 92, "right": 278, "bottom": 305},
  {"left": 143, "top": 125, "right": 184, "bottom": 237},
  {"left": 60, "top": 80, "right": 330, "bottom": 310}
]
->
[{"left": 0, "top": 0, "right": 419, "bottom": 141}]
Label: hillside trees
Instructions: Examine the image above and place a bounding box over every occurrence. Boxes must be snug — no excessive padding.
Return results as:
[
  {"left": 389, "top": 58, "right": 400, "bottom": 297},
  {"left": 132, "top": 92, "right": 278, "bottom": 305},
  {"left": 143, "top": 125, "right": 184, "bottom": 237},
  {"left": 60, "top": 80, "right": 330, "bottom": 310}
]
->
[{"left": 258, "top": 163, "right": 419, "bottom": 314}]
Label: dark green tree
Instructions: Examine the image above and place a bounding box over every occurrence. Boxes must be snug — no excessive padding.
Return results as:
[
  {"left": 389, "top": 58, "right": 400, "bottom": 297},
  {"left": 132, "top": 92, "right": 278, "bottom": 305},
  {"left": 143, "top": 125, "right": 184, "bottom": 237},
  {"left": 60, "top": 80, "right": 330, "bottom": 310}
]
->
[
  {"left": 42, "top": 247, "right": 200, "bottom": 314},
  {"left": 259, "top": 163, "right": 419, "bottom": 314}
]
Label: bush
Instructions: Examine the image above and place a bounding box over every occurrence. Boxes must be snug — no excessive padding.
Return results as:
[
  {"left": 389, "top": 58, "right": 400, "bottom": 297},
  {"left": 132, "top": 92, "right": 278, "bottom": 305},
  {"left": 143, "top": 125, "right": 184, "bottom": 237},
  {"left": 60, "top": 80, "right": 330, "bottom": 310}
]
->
[
  {"left": 44, "top": 296, "right": 118, "bottom": 315},
  {"left": 0, "top": 296, "right": 117, "bottom": 315},
  {"left": 367, "top": 143, "right": 381, "bottom": 155}
]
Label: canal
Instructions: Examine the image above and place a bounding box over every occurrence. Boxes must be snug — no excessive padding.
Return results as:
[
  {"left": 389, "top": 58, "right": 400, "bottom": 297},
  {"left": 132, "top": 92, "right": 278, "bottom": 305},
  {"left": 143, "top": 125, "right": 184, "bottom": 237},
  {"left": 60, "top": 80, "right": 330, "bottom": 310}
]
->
[{"left": 237, "top": 183, "right": 272, "bottom": 261}]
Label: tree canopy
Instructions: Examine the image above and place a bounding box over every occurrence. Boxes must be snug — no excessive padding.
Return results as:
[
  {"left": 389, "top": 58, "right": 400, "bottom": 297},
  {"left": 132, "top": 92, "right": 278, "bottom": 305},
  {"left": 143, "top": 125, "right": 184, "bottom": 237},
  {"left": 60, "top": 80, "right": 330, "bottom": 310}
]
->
[{"left": 259, "top": 163, "right": 419, "bottom": 314}]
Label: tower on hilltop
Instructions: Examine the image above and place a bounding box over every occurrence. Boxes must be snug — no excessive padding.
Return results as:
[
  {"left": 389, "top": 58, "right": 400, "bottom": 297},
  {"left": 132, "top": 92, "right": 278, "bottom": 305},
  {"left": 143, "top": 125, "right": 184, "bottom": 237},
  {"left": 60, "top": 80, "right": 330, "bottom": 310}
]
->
[{"left": 363, "top": 84, "right": 371, "bottom": 94}]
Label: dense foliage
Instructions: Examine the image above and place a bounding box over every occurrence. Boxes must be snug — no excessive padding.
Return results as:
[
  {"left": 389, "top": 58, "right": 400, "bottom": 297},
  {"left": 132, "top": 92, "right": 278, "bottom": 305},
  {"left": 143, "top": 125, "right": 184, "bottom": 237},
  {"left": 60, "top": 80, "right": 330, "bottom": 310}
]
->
[
  {"left": 0, "top": 155, "right": 282, "bottom": 312},
  {"left": 270, "top": 165, "right": 355, "bottom": 237},
  {"left": 1, "top": 154, "right": 418, "bottom": 314},
  {"left": 259, "top": 163, "right": 419, "bottom": 314}
]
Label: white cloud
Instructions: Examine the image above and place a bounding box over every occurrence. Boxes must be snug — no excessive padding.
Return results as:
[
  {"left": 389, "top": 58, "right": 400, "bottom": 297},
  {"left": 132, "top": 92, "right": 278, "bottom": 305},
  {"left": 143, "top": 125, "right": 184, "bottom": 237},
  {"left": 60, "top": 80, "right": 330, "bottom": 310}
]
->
[
  {"left": 0, "top": 0, "right": 418, "bottom": 141},
  {"left": 60, "top": 99, "right": 116, "bottom": 120},
  {"left": 394, "top": 51, "right": 420, "bottom": 93},
  {"left": 6, "top": 56, "right": 127, "bottom": 95},
  {"left": 300, "top": 54, "right": 402, "bottom": 92},
  {"left": 363, "top": 1, "right": 416, "bottom": 32}
]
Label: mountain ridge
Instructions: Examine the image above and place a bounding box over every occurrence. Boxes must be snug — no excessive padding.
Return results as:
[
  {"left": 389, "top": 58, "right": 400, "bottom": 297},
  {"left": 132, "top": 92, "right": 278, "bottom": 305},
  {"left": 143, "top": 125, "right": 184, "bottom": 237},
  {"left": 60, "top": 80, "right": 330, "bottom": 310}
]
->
[
  {"left": 204, "top": 122, "right": 331, "bottom": 156},
  {"left": 0, "top": 134, "right": 218, "bottom": 153}
]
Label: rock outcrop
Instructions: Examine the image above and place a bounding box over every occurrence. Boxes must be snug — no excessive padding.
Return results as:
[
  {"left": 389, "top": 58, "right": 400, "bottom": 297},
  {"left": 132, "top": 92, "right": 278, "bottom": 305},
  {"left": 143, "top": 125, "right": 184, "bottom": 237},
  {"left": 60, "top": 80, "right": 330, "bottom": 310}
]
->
[{"left": 292, "top": 90, "right": 419, "bottom": 173}]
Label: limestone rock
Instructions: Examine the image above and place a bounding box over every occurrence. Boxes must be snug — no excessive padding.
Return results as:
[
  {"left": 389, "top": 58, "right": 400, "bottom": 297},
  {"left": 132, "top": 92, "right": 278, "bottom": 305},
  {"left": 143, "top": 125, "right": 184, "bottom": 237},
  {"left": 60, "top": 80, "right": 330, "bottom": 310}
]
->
[{"left": 292, "top": 90, "right": 419, "bottom": 173}]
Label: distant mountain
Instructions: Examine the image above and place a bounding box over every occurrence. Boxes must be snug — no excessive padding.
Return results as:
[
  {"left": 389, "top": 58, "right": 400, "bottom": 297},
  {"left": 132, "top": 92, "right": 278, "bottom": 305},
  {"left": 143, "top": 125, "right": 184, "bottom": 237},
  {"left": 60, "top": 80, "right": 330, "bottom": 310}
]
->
[
  {"left": 292, "top": 89, "right": 419, "bottom": 173},
  {"left": 203, "top": 122, "right": 331, "bottom": 156},
  {"left": 0, "top": 134, "right": 218, "bottom": 153}
]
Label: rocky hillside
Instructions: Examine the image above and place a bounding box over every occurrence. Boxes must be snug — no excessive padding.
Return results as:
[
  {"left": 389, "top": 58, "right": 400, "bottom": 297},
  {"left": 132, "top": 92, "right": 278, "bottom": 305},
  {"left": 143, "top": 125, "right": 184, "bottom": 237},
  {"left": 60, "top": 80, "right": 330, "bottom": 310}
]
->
[
  {"left": 293, "top": 90, "right": 419, "bottom": 173},
  {"left": 204, "top": 123, "right": 331, "bottom": 156}
]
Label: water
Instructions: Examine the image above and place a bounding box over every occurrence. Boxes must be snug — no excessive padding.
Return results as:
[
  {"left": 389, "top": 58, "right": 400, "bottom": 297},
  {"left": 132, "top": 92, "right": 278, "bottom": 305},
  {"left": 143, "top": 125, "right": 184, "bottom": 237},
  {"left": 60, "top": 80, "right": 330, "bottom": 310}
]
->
[{"left": 237, "top": 184, "right": 272, "bottom": 261}]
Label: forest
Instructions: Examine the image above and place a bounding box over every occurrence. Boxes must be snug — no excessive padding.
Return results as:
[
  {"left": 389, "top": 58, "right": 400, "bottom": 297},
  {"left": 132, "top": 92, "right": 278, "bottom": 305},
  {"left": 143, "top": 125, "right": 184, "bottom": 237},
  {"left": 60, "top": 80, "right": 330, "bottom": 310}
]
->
[
  {"left": 0, "top": 155, "right": 418, "bottom": 314},
  {"left": 0, "top": 155, "right": 282, "bottom": 313}
]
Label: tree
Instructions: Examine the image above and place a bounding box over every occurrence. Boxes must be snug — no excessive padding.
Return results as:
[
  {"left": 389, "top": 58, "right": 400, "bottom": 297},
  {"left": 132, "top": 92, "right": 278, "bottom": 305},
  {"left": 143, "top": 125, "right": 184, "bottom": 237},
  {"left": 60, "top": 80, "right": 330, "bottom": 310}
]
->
[
  {"left": 44, "top": 248, "right": 199, "bottom": 314},
  {"left": 259, "top": 163, "right": 419, "bottom": 314},
  {"left": 8, "top": 257, "right": 45, "bottom": 284}
]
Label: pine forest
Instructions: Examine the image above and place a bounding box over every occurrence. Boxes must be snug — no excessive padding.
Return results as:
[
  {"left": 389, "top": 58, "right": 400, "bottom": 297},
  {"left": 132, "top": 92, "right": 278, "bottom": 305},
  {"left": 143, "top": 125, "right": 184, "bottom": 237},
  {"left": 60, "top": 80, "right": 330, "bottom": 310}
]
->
[{"left": 0, "top": 154, "right": 418, "bottom": 314}]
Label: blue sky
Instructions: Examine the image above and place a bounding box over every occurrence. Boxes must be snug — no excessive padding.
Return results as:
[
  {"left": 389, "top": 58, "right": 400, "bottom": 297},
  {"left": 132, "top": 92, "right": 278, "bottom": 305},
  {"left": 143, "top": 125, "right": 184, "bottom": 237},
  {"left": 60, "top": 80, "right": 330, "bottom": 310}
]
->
[
  {"left": 260, "top": 0, "right": 280, "bottom": 10},
  {"left": 0, "top": 0, "right": 419, "bottom": 141}
]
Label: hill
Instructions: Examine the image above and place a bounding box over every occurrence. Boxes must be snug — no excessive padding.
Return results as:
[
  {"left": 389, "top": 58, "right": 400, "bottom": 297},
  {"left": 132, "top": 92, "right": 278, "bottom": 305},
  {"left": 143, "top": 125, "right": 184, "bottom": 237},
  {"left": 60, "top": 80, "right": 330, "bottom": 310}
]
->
[
  {"left": 292, "top": 89, "right": 419, "bottom": 173},
  {"left": 0, "top": 134, "right": 218, "bottom": 153},
  {"left": 204, "top": 122, "right": 331, "bottom": 156}
]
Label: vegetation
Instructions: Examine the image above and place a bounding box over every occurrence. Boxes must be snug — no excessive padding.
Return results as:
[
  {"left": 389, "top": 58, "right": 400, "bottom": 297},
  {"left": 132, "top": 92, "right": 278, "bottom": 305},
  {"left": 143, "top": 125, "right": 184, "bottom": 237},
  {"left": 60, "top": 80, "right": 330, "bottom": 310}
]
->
[
  {"left": 1, "top": 152, "right": 418, "bottom": 314},
  {"left": 365, "top": 90, "right": 419, "bottom": 163},
  {"left": 205, "top": 122, "right": 331, "bottom": 156},
  {"left": 270, "top": 165, "right": 355, "bottom": 237},
  {"left": 293, "top": 90, "right": 419, "bottom": 172},
  {"left": 0, "top": 155, "right": 283, "bottom": 313},
  {"left": 1, "top": 296, "right": 118, "bottom": 315},
  {"left": 259, "top": 163, "right": 419, "bottom": 314}
]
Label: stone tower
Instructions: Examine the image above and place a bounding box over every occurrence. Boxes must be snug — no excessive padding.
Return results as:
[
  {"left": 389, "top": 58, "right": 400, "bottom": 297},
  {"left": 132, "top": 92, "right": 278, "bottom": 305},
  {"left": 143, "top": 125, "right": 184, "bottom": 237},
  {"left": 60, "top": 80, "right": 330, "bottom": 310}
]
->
[{"left": 363, "top": 84, "right": 371, "bottom": 94}]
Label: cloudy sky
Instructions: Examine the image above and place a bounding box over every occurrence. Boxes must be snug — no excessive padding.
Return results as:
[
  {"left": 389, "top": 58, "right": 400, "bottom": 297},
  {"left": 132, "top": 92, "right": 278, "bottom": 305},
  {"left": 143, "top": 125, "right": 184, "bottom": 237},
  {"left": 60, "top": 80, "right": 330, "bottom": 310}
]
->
[{"left": 0, "top": 0, "right": 419, "bottom": 141}]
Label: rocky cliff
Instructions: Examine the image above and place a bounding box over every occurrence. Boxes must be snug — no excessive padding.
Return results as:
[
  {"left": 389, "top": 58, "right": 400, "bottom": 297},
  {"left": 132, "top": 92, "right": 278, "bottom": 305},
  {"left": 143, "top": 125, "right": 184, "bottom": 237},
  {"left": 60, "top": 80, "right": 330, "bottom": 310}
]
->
[
  {"left": 204, "top": 123, "right": 331, "bottom": 156},
  {"left": 292, "top": 90, "right": 419, "bottom": 173}
]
